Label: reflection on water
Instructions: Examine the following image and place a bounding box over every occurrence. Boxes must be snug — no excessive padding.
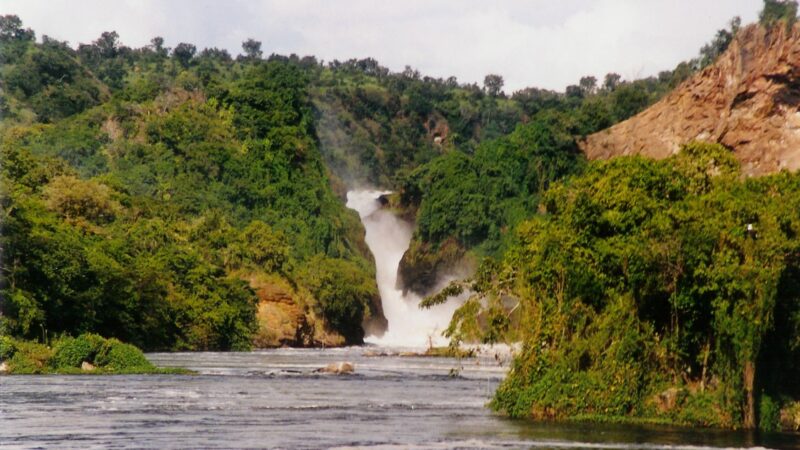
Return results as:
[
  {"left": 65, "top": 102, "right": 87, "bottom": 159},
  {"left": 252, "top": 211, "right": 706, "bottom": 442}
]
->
[{"left": 0, "top": 348, "right": 797, "bottom": 449}]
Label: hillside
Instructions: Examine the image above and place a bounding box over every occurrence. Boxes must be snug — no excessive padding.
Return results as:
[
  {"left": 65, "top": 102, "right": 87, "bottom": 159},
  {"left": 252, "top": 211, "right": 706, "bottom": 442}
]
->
[
  {"left": 582, "top": 23, "right": 800, "bottom": 176},
  {"left": 0, "top": 19, "right": 384, "bottom": 350},
  {"left": 423, "top": 10, "right": 800, "bottom": 432}
]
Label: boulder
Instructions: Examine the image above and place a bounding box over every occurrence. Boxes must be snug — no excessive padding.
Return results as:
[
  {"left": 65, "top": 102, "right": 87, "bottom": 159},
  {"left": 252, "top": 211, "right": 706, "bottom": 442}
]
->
[
  {"left": 317, "top": 361, "right": 355, "bottom": 374},
  {"left": 0, "top": 361, "right": 7, "bottom": 373},
  {"left": 81, "top": 361, "right": 96, "bottom": 371},
  {"left": 397, "top": 237, "right": 473, "bottom": 297}
]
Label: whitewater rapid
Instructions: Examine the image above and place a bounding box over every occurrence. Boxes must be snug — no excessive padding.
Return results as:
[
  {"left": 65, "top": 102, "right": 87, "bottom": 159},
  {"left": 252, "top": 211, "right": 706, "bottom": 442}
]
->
[{"left": 346, "top": 190, "right": 461, "bottom": 348}]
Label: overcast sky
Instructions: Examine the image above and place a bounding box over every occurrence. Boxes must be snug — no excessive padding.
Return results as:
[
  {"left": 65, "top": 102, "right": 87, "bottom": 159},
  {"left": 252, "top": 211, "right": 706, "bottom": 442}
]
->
[{"left": 3, "top": 0, "right": 762, "bottom": 92}]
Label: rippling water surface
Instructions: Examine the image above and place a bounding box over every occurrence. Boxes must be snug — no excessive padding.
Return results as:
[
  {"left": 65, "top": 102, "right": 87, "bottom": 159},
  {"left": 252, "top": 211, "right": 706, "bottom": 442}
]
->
[{"left": 1, "top": 348, "right": 797, "bottom": 449}]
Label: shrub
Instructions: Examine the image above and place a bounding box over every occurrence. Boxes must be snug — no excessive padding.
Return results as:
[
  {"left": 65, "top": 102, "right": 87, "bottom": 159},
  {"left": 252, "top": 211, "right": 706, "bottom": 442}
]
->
[
  {"left": 51, "top": 333, "right": 106, "bottom": 369},
  {"left": 676, "top": 390, "right": 730, "bottom": 428},
  {"left": 300, "top": 255, "right": 377, "bottom": 344},
  {"left": 0, "top": 335, "right": 16, "bottom": 360},
  {"left": 759, "top": 0, "right": 798, "bottom": 28},
  {"left": 94, "top": 338, "right": 153, "bottom": 371},
  {"left": 6, "top": 340, "right": 53, "bottom": 374},
  {"left": 759, "top": 394, "right": 781, "bottom": 432}
]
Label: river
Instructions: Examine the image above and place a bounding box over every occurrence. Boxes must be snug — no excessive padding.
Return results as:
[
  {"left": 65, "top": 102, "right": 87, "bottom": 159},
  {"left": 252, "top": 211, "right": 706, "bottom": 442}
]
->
[
  {"left": 1, "top": 348, "right": 796, "bottom": 449},
  {"left": 1, "top": 192, "right": 798, "bottom": 449}
]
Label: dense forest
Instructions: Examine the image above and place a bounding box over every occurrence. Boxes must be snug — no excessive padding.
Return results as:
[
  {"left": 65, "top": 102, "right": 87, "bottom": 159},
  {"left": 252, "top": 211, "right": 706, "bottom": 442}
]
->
[
  {"left": 2, "top": 0, "right": 800, "bottom": 431},
  {"left": 422, "top": 1, "right": 800, "bottom": 432},
  {"left": 0, "top": 16, "right": 381, "bottom": 350},
  {"left": 0, "top": 12, "right": 706, "bottom": 351}
]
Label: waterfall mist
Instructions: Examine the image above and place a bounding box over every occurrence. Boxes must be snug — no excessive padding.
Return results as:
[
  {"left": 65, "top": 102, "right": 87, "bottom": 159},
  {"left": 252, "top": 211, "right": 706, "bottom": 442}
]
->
[{"left": 347, "top": 190, "right": 460, "bottom": 348}]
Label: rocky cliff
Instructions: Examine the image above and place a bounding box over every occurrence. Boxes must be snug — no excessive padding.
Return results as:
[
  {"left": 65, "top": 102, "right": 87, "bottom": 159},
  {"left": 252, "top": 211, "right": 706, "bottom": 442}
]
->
[{"left": 581, "top": 23, "right": 800, "bottom": 176}]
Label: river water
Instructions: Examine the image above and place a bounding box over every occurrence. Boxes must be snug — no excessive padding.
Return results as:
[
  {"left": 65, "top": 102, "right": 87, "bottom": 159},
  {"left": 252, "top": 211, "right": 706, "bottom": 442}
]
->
[
  {"left": 2, "top": 192, "right": 797, "bottom": 449},
  {"left": 1, "top": 348, "right": 797, "bottom": 449}
]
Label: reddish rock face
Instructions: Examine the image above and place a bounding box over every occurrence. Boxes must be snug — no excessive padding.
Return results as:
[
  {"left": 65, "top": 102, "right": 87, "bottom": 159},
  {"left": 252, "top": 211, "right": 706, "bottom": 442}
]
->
[{"left": 581, "top": 23, "right": 800, "bottom": 176}]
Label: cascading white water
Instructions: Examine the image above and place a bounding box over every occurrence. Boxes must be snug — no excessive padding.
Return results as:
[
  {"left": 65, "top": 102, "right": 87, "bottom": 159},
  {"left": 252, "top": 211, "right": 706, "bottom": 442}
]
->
[{"left": 346, "top": 190, "right": 461, "bottom": 348}]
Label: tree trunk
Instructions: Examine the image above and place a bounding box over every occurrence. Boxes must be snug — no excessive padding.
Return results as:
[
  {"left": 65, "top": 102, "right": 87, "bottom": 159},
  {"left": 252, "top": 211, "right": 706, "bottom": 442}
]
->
[{"left": 743, "top": 360, "right": 756, "bottom": 429}]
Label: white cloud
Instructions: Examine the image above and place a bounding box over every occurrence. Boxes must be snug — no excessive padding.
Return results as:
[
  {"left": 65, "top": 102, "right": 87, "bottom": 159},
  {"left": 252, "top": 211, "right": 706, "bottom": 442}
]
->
[{"left": 1, "top": 0, "right": 762, "bottom": 91}]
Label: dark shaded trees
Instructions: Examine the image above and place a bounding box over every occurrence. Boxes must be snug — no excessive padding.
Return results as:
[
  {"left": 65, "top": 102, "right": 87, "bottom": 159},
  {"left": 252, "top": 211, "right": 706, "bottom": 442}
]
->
[
  {"left": 241, "top": 38, "right": 263, "bottom": 60},
  {"left": 172, "top": 42, "right": 196, "bottom": 68},
  {"left": 484, "top": 74, "right": 505, "bottom": 97}
]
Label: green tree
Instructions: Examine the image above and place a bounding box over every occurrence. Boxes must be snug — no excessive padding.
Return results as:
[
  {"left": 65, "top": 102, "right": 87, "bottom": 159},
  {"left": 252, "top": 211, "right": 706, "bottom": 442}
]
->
[
  {"left": 172, "top": 42, "right": 196, "bottom": 68},
  {"left": 760, "top": 0, "right": 798, "bottom": 27},
  {"left": 484, "top": 74, "right": 504, "bottom": 97},
  {"left": 241, "top": 38, "right": 263, "bottom": 60}
]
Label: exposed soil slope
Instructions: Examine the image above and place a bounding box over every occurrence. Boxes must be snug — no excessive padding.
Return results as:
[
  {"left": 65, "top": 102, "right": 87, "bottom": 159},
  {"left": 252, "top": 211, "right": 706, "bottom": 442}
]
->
[{"left": 581, "top": 24, "right": 800, "bottom": 176}]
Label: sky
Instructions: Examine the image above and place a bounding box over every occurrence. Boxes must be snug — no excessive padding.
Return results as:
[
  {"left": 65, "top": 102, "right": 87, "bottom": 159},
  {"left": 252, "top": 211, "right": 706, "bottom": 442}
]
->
[{"left": 2, "top": 0, "right": 763, "bottom": 92}]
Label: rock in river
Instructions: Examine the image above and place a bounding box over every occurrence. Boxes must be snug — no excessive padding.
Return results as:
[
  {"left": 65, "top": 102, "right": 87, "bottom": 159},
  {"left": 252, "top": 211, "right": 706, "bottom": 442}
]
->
[{"left": 317, "top": 362, "right": 355, "bottom": 374}]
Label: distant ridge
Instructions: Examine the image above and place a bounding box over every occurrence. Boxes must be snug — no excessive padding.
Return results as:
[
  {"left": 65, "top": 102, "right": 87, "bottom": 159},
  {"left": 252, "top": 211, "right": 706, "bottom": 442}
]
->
[{"left": 581, "top": 23, "right": 800, "bottom": 176}]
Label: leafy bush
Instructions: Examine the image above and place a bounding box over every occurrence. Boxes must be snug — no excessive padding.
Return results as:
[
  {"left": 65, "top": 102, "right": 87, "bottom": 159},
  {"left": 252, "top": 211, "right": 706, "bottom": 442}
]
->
[
  {"left": 300, "top": 255, "right": 378, "bottom": 344},
  {"left": 0, "top": 335, "right": 17, "bottom": 360},
  {"left": 5, "top": 339, "right": 53, "bottom": 374},
  {"left": 759, "top": 395, "right": 781, "bottom": 432},
  {"left": 760, "top": 0, "right": 798, "bottom": 28},
  {"left": 0, "top": 335, "right": 166, "bottom": 374},
  {"left": 94, "top": 338, "right": 153, "bottom": 371},
  {"left": 443, "top": 144, "right": 800, "bottom": 429},
  {"left": 676, "top": 390, "right": 731, "bottom": 428},
  {"left": 51, "top": 333, "right": 106, "bottom": 368}
]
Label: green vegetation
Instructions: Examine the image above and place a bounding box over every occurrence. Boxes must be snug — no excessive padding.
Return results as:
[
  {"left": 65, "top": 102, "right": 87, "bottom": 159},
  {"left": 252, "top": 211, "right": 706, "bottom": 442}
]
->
[
  {"left": 315, "top": 58, "right": 687, "bottom": 190},
  {"left": 0, "top": 333, "right": 184, "bottom": 374},
  {"left": 428, "top": 143, "right": 800, "bottom": 430},
  {"left": 760, "top": 0, "right": 798, "bottom": 28},
  {"left": 388, "top": 33, "right": 739, "bottom": 295},
  {"left": 0, "top": 16, "right": 378, "bottom": 350},
  {"left": 0, "top": 8, "right": 747, "bottom": 347},
  {"left": 3, "top": 3, "right": 800, "bottom": 430}
]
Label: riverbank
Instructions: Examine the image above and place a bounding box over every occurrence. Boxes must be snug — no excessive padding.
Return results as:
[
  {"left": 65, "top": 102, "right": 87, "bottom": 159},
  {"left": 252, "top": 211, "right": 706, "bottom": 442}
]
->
[
  {"left": 0, "top": 334, "right": 189, "bottom": 375},
  {"left": 4, "top": 347, "right": 797, "bottom": 449}
]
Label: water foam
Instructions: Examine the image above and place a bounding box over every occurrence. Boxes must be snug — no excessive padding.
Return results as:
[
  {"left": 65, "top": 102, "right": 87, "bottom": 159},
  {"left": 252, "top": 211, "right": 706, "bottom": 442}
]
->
[{"left": 347, "top": 190, "right": 461, "bottom": 348}]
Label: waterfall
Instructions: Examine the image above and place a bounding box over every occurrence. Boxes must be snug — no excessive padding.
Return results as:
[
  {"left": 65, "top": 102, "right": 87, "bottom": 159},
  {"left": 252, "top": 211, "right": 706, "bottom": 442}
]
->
[{"left": 346, "top": 190, "right": 460, "bottom": 348}]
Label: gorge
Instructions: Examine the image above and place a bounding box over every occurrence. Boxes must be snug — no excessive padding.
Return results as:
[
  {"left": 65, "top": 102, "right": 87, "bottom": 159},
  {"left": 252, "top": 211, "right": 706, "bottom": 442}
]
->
[
  {"left": 346, "top": 190, "right": 460, "bottom": 348},
  {"left": 3, "top": 2, "right": 800, "bottom": 446}
]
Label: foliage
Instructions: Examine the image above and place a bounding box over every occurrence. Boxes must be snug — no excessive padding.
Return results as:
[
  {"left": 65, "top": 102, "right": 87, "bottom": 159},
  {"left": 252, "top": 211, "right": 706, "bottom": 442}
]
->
[
  {"left": 300, "top": 255, "right": 378, "bottom": 344},
  {"left": 698, "top": 17, "right": 741, "bottom": 68},
  {"left": 758, "top": 394, "right": 781, "bottom": 432},
  {"left": 94, "top": 338, "right": 152, "bottom": 370},
  {"left": 0, "top": 334, "right": 177, "bottom": 374},
  {"left": 314, "top": 55, "right": 678, "bottom": 188},
  {"left": 3, "top": 36, "right": 105, "bottom": 122},
  {"left": 316, "top": 26, "right": 735, "bottom": 294},
  {"left": 0, "top": 17, "right": 379, "bottom": 350},
  {"left": 760, "top": 0, "right": 798, "bottom": 28},
  {"left": 5, "top": 339, "right": 52, "bottom": 374},
  {"left": 394, "top": 111, "right": 584, "bottom": 294},
  {"left": 435, "top": 144, "right": 800, "bottom": 429},
  {"left": 51, "top": 333, "right": 106, "bottom": 368}
]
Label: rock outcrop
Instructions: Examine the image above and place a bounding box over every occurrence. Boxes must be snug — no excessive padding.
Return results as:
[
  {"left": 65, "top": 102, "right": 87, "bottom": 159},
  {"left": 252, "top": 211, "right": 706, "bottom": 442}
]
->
[
  {"left": 581, "top": 23, "right": 800, "bottom": 176},
  {"left": 248, "top": 274, "right": 346, "bottom": 348},
  {"left": 317, "top": 361, "right": 355, "bottom": 374},
  {"left": 397, "top": 237, "right": 475, "bottom": 297}
]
